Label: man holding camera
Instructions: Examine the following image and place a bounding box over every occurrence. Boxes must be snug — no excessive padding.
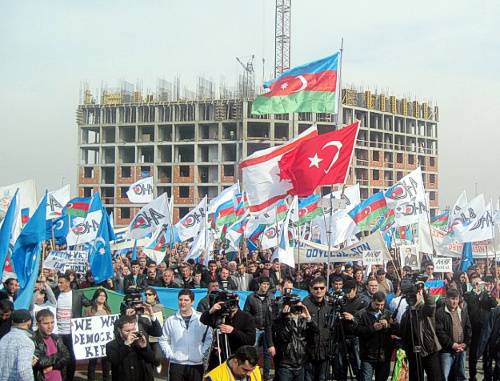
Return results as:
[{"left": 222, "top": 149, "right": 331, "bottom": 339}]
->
[
  {"left": 160, "top": 289, "right": 212, "bottom": 381},
  {"left": 354, "top": 292, "right": 396, "bottom": 381},
  {"left": 107, "top": 315, "right": 157, "bottom": 381},
  {"left": 201, "top": 290, "right": 256, "bottom": 371},
  {"left": 435, "top": 288, "right": 472, "bottom": 381},
  {"left": 399, "top": 279, "right": 441, "bottom": 381},
  {"left": 273, "top": 295, "right": 317, "bottom": 380},
  {"left": 302, "top": 277, "right": 331, "bottom": 381},
  {"left": 244, "top": 276, "right": 276, "bottom": 381}
]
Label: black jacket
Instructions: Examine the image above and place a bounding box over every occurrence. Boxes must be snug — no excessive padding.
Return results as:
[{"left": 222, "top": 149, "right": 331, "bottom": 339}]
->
[
  {"left": 464, "top": 290, "right": 497, "bottom": 333},
  {"left": 400, "top": 290, "right": 441, "bottom": 358},
  {"left": 196, "top": 294, "right": 211, "bottom": 313},
  {"left": 217, "top": 276, "right": 238, "bottom": 291},
  {"left": 156, "top": 279, "right": 180, "bottom": 288},
  {"left": 354, "top": 304, "right": 396, "bottom": 363},
  {"left": 302, "top": 295, "right": 332, "bottom": 361},
  {"left": 435, "top": 304, "right": 472, "bottom": 352},
  {"left": 342, "top": 296, "right": 368, "bottom": 337},
  {"left": 272, "top": 313, "right": 318, "bottom": 369},
  {"left": 477, "top": 306, "right": 500, "bottom": 359},
  {"left": 106, "top": 334, "right": 156, "bottom": 381},
  {"left": 243, "top": 291, "right": 275, "bottom": 330},
  {"left": 123, "top": 274, "right": 149, "bottom": 292},
  {"left": 33, "top": 331, "right": 70, "bottom": 381}
]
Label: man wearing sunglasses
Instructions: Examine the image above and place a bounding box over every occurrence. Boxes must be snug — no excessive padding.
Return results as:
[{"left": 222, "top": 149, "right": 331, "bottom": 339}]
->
[{"left": 302, "top": 277, "right": 331, "bottom": 381}]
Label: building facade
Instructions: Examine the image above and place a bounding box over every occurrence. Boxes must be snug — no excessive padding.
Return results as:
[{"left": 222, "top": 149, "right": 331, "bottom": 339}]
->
[{"left": 76, "top": 88, "right": 439, "bottom": 226}]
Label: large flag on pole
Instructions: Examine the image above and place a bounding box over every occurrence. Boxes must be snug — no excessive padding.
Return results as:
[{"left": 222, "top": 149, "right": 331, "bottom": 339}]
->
[
  {"left": 66, "top": 194, "right": 103, "bottom": 246},
  {"left": 0, "top": 190, "right": 18, "bottom": 273},
  {"left": 46, "top": 185, "right": 70, "bottom": 219},
  {"left": 128, "top": 194, "right": 170, "bottom": 240},
  {"left": 252, "top": 52, "right": 340, "bottom": 115},
  {"left": 175, "top": 197, "right": 207, "bottom": 241},
  {"left": 126, "top": 177, "right": 154, "bottom": 203},
  {"left": 208, "top": 182, "right": 240, "bottom": 214},
  {"left": 241, "top": 125, "right": 318, "bottom": 214},
  {"left": 88, "top": 210, "right": 116, "bottom": 283},
  {"left": 384, "top": 167, "right": 426, "bottom": 207},
  {"left": 278, "top": 122, "right": 359, "bottom": 196},
  {"left": 348, "top": 191, "right": 388, "bottom": 229},
  {"left": 12, "top": 192, "right": 47, "bottom": 309},
  {"left": 0, "top": 179, "right": 37, "bottom": 218}
]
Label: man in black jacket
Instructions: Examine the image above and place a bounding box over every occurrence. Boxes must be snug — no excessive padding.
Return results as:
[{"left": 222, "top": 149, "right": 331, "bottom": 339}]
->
[
  {"left": 273, "top": 298, "right": 317, "bottom": 380},
  {"left": 243, "top": 276, "right": 276, "bottom": 381},
  {"left": 123, "top": 260, "right": 149, "bottom": 292},
  {"left": 435, "top": 288, "right": 472, "bottom": 381},
  {"left": 33, "top": 309, "right": 70, "bottom": 381},
  {"left": 201, "top": 292, "right": 256, "bottom": 371},
  {"left": 0, "top": 299, "right": 13, "bottom": 340},
  {"left": 464, "top": 275, "right": 497, "bottom": 381},
  {"left": 354, "top": 291, "right": 396, "bottom": 381},
  {"left": 400, "top": 281, "right": 442, "bottom": 381},
  {"left": 333, "top": 280, "right": 368, "bottom": 381},
  {"left": 302, "top": 277, "right": 331, "bottom": 381},
  {"left": 107, "top": 315, "right": 156, "bottom": 381}
]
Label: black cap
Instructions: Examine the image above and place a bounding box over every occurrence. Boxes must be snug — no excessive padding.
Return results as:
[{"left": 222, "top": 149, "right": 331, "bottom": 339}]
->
[
  {"left": 376, "top": 269, "right": 386, "bottom": 275},
  {"left": 12, "top": 309, "right": 32, "bottom": 324}
]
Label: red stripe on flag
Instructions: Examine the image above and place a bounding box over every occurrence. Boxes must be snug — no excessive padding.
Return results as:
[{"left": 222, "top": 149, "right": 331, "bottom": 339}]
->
[
  {"left": 354, "top": 198, "right": 387, "bottom": 223},
  {"left": 249, "top": 194, "right": 288, "bottom": 213},
  {"left": 264, "top": 71, "right": 338, "bottom": 97}
]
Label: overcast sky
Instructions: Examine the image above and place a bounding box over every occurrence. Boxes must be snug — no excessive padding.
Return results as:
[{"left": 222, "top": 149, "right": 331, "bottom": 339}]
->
[{"left": 1, "top": 0, "right": 499, "bottom": 209}]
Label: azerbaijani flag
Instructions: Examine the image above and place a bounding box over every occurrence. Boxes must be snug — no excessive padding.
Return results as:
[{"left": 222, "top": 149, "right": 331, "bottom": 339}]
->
[
  {"left": 252, "top": 52, "right": 340, "bottom": 115},
  {"left": 214, "top": 199, "right": 237, "bottom": 227},
  {"left": 277, "top": 199, "right": 289, "bottom": 221},
  {"left": 431, "top": 211, "right": 449, "bottom": 230},
  {"left": 348, "top": 191, "right": 388, "bottom": 229},
  {"left": 63, "top": 197, "right": 91, "bottom": 218},
  {"left": 297, "top": 194, "right": 323, "bottom": 225},
  {"left": 426, "top": 280, "right": 447, "bottom": 299}
]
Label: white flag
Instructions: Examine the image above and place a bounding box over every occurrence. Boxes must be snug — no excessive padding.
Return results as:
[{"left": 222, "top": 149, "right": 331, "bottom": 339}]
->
[
  {"left": 47, "top": 185, "right": 71, "bottom": 219},
  {"left": 449, "top": 190, "right": 468, "bottom": 230},
  {"left": 126, "top": 177, "right": 154, "bottom": 203},
  {"left": 184, "top": 222, "right": 214, "bottom": 262},
  {"left": 175, "top": 197, "right": 207, "bottom": 241},
  {"left": 454, "top": 201, "right": 494, "bottom": 243},
  {"left": 276, "top": 196, "right": 298, "bottom": 267},
  {"left": 0, "top": 179, "right": 37, "bottom": 217},
  {"left": 127, "top": 194, "right": 170, "bottom": 240},
  {"left": 394, "top": 196, "right": 429, "bottom": 227},
  {"left": 385, "top": 167, "right": 425, "bottom": 207}
]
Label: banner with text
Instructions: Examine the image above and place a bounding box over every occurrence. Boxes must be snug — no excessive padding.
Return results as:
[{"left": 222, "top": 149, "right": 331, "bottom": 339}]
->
[
  {"left": 362, "top": 250, "right": 385, "bottom": 265},
  {"left": 434, "top": 257, "right": 453, "bottom": 273},
  {"left": 71, "top": 314, "right": 119, "bottom": 360},
  {"left": 43, "top": 251, "right": 88, "bottom": 275}
]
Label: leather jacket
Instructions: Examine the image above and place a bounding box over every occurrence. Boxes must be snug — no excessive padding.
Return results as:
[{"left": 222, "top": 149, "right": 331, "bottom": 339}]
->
[
  {"left": 302, "top": 295, "right": 332, "bottom": 360},
  {"left": 33, "top": 331, "right": 70, "bottom": 381}
]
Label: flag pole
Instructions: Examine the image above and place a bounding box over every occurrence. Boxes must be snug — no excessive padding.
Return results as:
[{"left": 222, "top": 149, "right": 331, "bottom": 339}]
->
[{"left": 168, "top": 194, "right": 175, "bottom": 267}]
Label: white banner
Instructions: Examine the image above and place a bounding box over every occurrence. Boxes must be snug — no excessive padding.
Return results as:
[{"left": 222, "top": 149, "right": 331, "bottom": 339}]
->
[
  {"left": 385, "top": 167, "right": 425, "bottom": 207},
  {"left": 294, "top": 231, "right": 389, "bottom": 263},
  {"left": 47, "top": 185, "right": 71, "bottom": 219},
  {"left": 362, "top": 250, "right": 384, "bottom": 265},
  {"left": 71, "top": 314, "right": 119, "bottom": 360},
  {"left": 127, "top": 177, "right": 154, "bottom": 203},
  {"left": 0, "top": 179, "right": 37, "bottom": 217},
  {"left": 434, "top": 257, "right": 453, "bottom": 272},
  {"left": 128, "top": 194, "right": 170, "bottom": 240},
  {"left": 43, "top": 251, "right": 88, "bottom": 275}
]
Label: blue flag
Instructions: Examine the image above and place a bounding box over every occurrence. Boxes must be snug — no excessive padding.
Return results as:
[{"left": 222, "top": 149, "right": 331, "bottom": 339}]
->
[
  {"left": 460, "top": 242, "right": 474, "bottom": 272},
  {"left": 0, "top": 190, "right": 18, "bottom": 272},
  {"left": 131, "top": 239, "right": 137, "bottom": 260},
  {"left": 13, "top": 192, "right": 47, "bottom": 310},
  {"left": 88, "top": 210, "right": 115, "bottom": 284},
  {"left": 46, "top": 215, "right": 69, "bottom": 244}
]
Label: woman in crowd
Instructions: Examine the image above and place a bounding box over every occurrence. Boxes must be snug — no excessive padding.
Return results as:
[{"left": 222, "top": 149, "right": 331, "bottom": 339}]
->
[
  {"left": 84, "top": 288, "right": 113, "bottom": 381},
  {"left": 144, "top": 287, "right": 167, "bottom": 369}
]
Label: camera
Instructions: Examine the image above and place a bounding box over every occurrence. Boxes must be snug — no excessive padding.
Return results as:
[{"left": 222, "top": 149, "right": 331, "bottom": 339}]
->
[
  {"left": 282, "top": 288, "right": 303, "bottom": 314},
  {"left": 135, "top": 331, "right": 144, "bottom": 338},
  {"left": 401, "top": 273, "right": 428, "bottom": 306},
  {"left": 120, "top": 288, "right": 145, "bottom": 315},
  {"left": 209, "top": 290, "right": 239, "bottom": 317},
  {"left": 326, "top": 290, "right": 347, "bottom": 312}
]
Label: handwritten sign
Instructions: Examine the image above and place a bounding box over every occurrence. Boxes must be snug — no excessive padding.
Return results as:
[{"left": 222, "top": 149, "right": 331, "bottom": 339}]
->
[
  {"left": 44, "top": 251, "right": 88, "bottom": 275},
  {"left": 434, "top": 257, "right": 453, "bottom": 272},
  {"left": 362, "top": 250, "right": 384, "bottom": 265},
  {"left": 71, "top": 314, "right": 119, "bottom": 360}
]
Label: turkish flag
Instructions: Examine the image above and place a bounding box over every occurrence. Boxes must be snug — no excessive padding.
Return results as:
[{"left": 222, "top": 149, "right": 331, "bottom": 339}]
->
[{"left": 278, "top": 121, "right": 359, "bottom": 196}]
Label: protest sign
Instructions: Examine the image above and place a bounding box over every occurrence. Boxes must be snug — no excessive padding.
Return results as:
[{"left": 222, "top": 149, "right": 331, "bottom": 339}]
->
[
  {"left": 362, "top": 250, "right": 384, "bottom": 265},
  {"left": 71, "top": 314, "right": 119, "bottom": 360},
  {"left": 434, "top": 257, "right": 453, "bottom": 273},
  {"left": 44, "top": 251, "right": 88, "bottom": 275}
]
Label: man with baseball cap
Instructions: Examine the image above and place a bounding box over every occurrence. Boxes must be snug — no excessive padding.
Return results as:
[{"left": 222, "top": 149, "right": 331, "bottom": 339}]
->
[{"left": 0, "top": 309, "right": 36, "bottom": 381}]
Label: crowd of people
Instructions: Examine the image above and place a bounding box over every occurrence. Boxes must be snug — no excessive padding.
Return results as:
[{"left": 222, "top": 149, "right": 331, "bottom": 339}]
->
[{"left": 1, "top": 240, "right": 500, "bottom": 381}]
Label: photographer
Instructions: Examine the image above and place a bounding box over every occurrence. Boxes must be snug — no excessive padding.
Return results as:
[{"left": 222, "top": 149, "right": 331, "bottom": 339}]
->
[
  {"left": 435, "top": 288, "right": 472, "bottom": 380},
  {"left": 196, "top": 280, "right": 220, "bottom": 313},
  {"left": 333, "top": 280, "right": 368, "bottom": 381},
  {"left": 399, "top": 278, "right": 442, "bottom": 381},
  {"left": 464, "top": 274, "right": 497, "bottom": 381},
  {"left": 354, "top": 292, "right": 397, "bottom": 381},
  {"left": 106, "top": 315, "right": 156, "bottom": 381},
  {"left": 243, "top": 276, "right": 276, "bottom": 381},
  {"left": 302, "top": 277, "right": 331, "bottom": 381},
  {"left": 273, "top": 296, "right": 318, "bottom": 380},
  {"left": 200, "top": 290, "right": 256, "bottom": 371}
]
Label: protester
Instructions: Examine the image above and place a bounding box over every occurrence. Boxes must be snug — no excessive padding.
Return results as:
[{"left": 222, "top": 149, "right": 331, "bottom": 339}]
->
[
  {"left": 204, "top": 345, "right": 261, "bottom": 381},
  {"left": 159, "top": 289, "right": 212, "bottom": 381},
  {"left": 359, "top": 278, "right": 379, "bottom": 305},
  {"left": 33, "top": 308, "right": 70, "bottom": 381},
  {"left": 0, "top": 299, "right": 13, "bottom": 340},
  {"left": 123, "top": 260, "right": 148, "bottom": 292},
  {"left": 56, "top": 274, "right": 91, "bottom": 381},
  {"left": 178, "top": 264, "right": 196, "bottom": 289},
  {"left": 158, "top": 269, "right": 180, "bottom": 288},
  {"left": 232, "top": 263, "right": 253, "bottom": 291},
  {"left": 218, "top": 267, "right": 238, "bottom": 290},
  {"left": 0, "top": 278, "right": 19, "bottom": 301},
  {"left": 106, "top": 315, "right": 156, "bottom": 381},
  {"left": 0, "top": 309, "right": 35, "bottom": 381},
  {"left": 84, "top": 288, "right": 113, "bottom": 381},
  {"left": 31, "top": 276, "right": 57, "bottom": 333}
]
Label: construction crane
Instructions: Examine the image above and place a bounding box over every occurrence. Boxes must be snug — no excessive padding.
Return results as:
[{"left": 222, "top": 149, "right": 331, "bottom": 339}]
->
[
  {"left": 275, "top": 0, "right": 291, "bottom": 76},
  {"left": 236, "top": 55, "right": 255, "bottom": 99}
]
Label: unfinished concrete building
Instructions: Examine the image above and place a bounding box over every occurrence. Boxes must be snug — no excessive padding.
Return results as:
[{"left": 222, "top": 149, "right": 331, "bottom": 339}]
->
[{"left": 76, "top": 81, "right": 439, "bottom": 226}]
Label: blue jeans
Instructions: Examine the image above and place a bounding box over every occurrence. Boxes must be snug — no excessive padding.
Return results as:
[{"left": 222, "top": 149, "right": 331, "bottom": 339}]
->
[
  {"left": 275, "top": 367, "right": 305, "bottom": 381},
  {"left": 359, "top": 361, "right": 391, "bottom": 381},
  {"left": 332, "top": 337, "right": 361, "bottom": 380},
  {"left": 304, "top": 359, "right": 329, "bottom": 381},
  {"left": 254, "top": 330, "right": 271, "bottom": 378},
  {"left": 440, "top": 351, "right": 466, "bottom": 380}
]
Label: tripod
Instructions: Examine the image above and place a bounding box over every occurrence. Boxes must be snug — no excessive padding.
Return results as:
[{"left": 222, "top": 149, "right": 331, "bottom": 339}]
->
[
  {"left": 405, "top": 302, "right": 424, "bottom": 381},
  {"left": 327, "top": 305, "right": 356, "bottom": 381},
  {"left": 204, "top": 316, "right": 231, "bottom": 373}
]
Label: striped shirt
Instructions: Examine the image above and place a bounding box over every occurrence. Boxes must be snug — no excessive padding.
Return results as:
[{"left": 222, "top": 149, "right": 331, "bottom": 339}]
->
[{"left": 0, "top": 327, "right": 35, "bottom": 381}]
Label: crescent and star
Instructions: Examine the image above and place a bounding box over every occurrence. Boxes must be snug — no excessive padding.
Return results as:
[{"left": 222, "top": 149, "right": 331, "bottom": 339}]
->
[{"left": 308, "top": 141, "right": 343, "bottom": 173}]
